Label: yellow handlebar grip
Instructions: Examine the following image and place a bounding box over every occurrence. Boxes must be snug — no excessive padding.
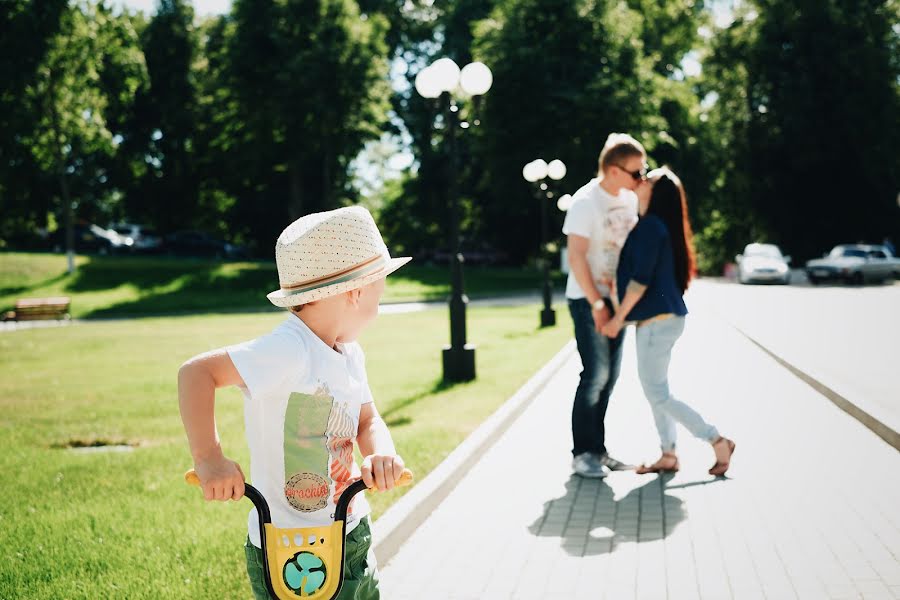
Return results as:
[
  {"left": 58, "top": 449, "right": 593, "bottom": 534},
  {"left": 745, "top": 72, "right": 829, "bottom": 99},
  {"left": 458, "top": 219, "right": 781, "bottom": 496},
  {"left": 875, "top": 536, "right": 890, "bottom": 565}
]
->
[
  {"left": 184, "top": 470, "right": 201, "bottom": 486},
  {"left": 394, "top": 468, "right": 414, "bottom": 488}
]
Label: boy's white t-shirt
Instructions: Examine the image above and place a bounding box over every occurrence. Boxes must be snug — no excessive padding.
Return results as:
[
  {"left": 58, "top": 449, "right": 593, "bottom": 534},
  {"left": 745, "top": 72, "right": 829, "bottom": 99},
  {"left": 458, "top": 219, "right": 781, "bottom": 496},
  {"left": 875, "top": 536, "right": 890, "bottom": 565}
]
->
[
  {"left": 227, "top": 315, "right": 374, "bottom": 548},
  {"left": 562, "top": 178, "right": 639, "bottom": 299}
]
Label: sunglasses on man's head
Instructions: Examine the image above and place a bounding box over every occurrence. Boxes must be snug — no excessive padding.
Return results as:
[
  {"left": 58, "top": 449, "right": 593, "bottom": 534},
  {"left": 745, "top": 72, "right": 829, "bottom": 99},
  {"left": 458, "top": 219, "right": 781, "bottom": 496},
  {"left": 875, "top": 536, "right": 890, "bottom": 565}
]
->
[{"left": 616, "top": 164, "right": 648, "bottom": 181}]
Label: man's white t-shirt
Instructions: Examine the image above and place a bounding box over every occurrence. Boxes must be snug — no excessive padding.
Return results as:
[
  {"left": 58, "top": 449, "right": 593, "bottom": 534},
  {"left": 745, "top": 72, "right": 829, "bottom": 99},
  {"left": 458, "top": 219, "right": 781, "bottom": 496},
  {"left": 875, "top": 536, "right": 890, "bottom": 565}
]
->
[
  {"left": 562, "top": 178, "right": 639, "bottom": 299},
  {"left": 227, "top": 315, "right": 374, "bottom": 548}
]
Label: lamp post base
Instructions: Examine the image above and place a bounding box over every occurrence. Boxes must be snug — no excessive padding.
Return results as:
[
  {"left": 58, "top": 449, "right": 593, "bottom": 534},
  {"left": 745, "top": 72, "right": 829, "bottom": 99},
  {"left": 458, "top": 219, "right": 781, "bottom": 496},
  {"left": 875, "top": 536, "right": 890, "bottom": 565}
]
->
[
  {"left": 442, "top": 344, "right": 476, "bottom": 382},
  {"left": 540, "top": 308, "right": 556, "bottom": 328}
]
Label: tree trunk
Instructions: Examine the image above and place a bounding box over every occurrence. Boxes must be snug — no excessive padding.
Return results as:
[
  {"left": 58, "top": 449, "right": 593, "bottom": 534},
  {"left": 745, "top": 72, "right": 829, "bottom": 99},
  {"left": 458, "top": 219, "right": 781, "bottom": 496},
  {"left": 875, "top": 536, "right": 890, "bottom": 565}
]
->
[
  {"left": 288, "top": 157, "right": 304, "bottom": 220},
  {"left": 47, "top": 69, "right": 75, "bottom": 274}
]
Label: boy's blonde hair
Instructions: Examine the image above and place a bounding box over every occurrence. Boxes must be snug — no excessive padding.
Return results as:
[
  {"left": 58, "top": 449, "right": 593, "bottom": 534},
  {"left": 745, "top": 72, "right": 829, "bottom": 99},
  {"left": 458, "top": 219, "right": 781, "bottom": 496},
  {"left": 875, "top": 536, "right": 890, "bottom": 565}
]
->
[{"left": 598, "top": 133, "right": 646, "bottom": 174}]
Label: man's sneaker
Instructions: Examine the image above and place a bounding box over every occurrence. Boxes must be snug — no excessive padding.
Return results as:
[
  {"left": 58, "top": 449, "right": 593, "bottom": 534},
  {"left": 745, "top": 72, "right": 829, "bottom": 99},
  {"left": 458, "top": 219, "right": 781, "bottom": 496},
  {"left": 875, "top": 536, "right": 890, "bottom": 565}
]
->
[
  {"left": 598, "top": 453, "right": 635, "bottom": 471},
  {"left": 572, "top": 452, "right": 608, "bottom": 478}
]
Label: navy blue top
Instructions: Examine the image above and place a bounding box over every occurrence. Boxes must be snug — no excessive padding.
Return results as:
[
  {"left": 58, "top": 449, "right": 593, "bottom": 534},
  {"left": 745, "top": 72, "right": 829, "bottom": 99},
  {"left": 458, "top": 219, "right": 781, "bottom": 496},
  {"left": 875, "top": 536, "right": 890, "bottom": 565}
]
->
[{"left": 616, "top": 214, "right": 688, "bottom": 321}]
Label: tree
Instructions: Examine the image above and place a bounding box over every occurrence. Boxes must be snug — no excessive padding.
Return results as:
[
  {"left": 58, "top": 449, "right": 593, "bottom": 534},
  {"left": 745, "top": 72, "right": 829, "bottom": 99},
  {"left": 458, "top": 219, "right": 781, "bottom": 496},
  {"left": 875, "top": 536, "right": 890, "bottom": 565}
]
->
[
  {"left": 0, "top": 0, "right": 68, "bottom": 248},
  {"left": 122, "top": 0, "right": 201, "bottom": 232},
  {"left": 471, "top": 0, "right": 665, "bottom": 261},
  {"left": 23, "top": 1, "right": 146, "bottom": 271},
  {"left": 706, "top": 0, "right": 900, "bottom": 262},
  {"left": 223, "top": 0, "right": 392, "bottom": 254}
]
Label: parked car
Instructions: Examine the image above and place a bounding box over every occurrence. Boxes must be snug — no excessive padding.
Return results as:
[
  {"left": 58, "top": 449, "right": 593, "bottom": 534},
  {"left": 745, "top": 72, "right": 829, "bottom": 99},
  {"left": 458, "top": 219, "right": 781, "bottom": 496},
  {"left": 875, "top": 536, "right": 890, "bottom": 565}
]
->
[
  {"left": 47, "top": 223, "right": 133, "bottom": 255},
  {"left": 735, "top": 243, "right": 792, "bottom": 284},
  {"left": 164, "top": 230, "right": 246, "bottom": 259},
  {"left": 108, "top": 223, "right": 163, "bottom": 253},
  {"left": 805, "top": 244, "right": 896, "bottom": 285},
  {"left": 431, "top": 243, "right": 510, "bottom": 266}
]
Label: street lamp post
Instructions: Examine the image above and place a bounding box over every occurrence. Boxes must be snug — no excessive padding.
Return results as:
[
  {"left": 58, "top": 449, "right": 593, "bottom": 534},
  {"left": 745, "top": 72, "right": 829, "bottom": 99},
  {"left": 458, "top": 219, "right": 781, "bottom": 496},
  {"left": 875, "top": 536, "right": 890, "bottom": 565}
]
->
[
  {"left": 523, "top": 158, "right": 566, "bottom": 327},
  {"left": 415, "top": 59, "right": 493, "bottom": 383}
]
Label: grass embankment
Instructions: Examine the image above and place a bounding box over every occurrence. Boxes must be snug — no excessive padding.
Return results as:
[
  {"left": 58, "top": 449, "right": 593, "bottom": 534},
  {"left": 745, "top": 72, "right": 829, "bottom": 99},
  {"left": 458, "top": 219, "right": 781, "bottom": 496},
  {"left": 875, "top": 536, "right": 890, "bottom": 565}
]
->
[
  {"left": 0, "top": 252, "right": 565, "bottom": 318},
  {"left": 0, "top": 304, "right": 573, "bottom": 599}
]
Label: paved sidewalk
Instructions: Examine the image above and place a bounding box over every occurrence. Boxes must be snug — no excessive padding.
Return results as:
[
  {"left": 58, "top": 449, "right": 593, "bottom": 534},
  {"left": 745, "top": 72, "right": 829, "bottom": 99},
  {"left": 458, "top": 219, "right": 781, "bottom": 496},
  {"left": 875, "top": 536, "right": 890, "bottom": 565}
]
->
[
  {"left": 380, "top": 310, "right": 900, "bottom": 599},
  {"left": 687, "top": 279, "right": 900, "bottom": 443}
]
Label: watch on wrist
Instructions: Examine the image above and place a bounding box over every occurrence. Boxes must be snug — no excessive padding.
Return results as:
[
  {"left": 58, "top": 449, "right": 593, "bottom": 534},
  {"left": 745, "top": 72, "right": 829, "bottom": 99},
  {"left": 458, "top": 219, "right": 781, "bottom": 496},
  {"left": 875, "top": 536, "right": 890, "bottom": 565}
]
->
[{"left": 592, "top": 298, "right": 606, "bottom": 312}]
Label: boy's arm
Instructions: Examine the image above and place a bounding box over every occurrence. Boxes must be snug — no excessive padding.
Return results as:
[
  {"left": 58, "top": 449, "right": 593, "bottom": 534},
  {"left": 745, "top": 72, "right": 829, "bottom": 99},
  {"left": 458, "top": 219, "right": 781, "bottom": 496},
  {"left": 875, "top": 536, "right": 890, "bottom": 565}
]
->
[
  {"left": 357, "top": 402, "right": 405, "bottom": 492},
  {"left": 178, "top": 349, "right": 247, "bottom": 501}
]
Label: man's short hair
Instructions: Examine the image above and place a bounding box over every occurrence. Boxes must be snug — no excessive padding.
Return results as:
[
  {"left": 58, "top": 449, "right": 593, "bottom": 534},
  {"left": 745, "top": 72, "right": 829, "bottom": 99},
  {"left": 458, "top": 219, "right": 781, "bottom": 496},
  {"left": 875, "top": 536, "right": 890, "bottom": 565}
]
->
[{"left": 598, "top": 133, "right": 646, "bottom": 173}]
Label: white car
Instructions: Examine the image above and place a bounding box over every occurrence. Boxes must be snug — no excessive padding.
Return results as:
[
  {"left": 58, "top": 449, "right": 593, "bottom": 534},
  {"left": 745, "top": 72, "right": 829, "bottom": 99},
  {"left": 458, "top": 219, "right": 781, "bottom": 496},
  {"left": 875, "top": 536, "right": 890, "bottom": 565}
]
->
[
  {"left": 108, "top": 223, "right": 163, "bottom": 253},
  {"left": 735, "top": 243, "right": 792, "bottom": 284}
]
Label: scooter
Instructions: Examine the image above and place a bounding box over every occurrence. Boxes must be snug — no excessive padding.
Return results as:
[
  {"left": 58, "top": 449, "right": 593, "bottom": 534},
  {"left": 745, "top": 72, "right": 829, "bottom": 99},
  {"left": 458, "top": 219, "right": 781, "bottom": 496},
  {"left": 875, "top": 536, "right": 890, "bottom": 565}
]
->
[{"left": 185, "top": 468, "right": 413, "bottom": 599}]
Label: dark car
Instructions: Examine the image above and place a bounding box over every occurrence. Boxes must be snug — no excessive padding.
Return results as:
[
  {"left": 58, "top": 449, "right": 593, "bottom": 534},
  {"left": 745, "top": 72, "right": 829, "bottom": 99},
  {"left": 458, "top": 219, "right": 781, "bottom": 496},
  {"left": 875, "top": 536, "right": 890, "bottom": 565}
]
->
[
  {"left": 805, "top": 244, "right": 896, "bottom": 285},
  {"left": 164, "top": 230, "right": 246, "bottom": 260}
]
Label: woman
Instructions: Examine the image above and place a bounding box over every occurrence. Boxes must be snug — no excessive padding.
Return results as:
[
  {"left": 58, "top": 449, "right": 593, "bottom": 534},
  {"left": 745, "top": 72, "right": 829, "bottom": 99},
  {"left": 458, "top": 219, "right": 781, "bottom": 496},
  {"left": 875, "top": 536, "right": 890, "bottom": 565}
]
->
[{"left": 600, "top": 167, "right": 735, "bottom": 475}]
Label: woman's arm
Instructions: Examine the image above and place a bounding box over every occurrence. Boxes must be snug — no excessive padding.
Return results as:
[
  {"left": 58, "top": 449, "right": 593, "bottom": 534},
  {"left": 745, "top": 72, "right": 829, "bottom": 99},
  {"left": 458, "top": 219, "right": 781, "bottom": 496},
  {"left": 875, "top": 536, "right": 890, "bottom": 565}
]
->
[{"left": 600, "top": 281, "right": 647, "bottom": 338}]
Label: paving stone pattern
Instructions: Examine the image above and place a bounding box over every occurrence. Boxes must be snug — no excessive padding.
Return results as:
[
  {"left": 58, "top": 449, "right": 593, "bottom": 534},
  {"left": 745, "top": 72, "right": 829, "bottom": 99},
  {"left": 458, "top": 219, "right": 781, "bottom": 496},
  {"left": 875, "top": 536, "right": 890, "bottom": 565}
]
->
[{"left": 380, "top": 310, "right": 900, "bottom": 599}]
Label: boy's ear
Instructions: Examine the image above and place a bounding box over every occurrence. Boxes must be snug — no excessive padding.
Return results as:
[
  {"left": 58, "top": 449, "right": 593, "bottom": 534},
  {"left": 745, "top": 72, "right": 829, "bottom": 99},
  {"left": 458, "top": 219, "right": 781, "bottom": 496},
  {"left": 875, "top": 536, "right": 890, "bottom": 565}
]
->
[{"left": 347, "top": 288, "right": 362, "bottom": 306}]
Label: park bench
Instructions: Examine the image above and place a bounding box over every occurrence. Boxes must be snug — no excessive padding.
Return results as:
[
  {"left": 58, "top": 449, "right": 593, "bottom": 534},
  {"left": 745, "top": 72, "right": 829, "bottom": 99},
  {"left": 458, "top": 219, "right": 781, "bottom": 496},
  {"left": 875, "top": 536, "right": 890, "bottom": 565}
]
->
[{"left": 2, "top": 297, "right": 71, "bottom": 322}]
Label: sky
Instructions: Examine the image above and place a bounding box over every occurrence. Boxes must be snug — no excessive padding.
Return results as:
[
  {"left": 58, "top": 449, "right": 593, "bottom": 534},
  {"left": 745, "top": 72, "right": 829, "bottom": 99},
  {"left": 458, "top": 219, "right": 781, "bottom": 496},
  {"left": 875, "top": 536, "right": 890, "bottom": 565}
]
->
[{"left": 114, "top": 0, "right": 231, "bottom": 16}]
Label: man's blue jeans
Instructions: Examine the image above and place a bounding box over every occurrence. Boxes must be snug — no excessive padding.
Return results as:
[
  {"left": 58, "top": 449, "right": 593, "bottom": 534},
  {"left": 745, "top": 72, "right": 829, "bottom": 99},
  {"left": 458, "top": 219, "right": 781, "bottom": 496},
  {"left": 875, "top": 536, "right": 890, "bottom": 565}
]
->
[{"left": 568, "top": 298, "right": 624, "bottom": 457}]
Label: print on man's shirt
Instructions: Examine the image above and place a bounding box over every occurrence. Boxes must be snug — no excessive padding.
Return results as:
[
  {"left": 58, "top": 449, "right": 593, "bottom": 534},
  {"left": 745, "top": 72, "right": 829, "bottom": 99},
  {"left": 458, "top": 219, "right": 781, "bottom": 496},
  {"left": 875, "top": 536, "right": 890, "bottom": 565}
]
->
[
  {"left": 284, "top": 385, "right": 334, "bottom": 512},
  {"left": 598, "top": 204, "right": 639, "bottom": 282}
]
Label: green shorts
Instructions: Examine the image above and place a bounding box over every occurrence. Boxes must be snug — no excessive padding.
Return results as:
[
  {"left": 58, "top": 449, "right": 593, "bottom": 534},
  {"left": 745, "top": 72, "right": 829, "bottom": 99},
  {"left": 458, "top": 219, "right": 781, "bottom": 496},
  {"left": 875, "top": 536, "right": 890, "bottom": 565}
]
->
[{"left": 244, "top": 516, "right": 380, "bottom": 600}]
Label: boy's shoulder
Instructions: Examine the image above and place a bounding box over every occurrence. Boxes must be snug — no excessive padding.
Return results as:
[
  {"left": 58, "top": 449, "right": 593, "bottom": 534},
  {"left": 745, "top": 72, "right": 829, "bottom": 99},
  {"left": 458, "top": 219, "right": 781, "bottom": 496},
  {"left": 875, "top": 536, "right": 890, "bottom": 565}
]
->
[{"left": 231, "top": 317, "right": 309, "bottom": 360}]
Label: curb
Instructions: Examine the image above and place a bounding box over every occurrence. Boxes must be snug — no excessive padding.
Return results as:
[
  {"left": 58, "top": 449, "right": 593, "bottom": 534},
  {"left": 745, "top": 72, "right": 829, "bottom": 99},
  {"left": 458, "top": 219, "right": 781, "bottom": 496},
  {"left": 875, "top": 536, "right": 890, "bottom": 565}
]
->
[
  {"left": 736, "top": 328, "right": 900, "bottom": 451},
  {"left": 371, "top": 339, "right": 578, "bottom": 567}
]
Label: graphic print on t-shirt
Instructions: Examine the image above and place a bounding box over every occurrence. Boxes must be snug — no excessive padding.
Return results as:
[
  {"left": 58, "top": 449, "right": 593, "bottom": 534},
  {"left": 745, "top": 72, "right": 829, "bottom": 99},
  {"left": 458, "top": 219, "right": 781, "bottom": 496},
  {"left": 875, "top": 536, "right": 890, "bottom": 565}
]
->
[
  {"left": 284, "top": 384, "right": 334, "bottom": 513},
  {"left": 598, "top": 203, "right": 639, "bottom": 282},
  {"left": 326, "top": 401, "right": 357, "bottom": 514}
]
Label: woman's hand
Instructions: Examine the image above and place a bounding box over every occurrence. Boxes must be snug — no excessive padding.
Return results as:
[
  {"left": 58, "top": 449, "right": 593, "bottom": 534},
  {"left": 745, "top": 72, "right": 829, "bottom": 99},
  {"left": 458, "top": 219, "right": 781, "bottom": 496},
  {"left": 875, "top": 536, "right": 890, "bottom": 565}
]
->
[
  {"left": 361, "top": 454, "right": 406, "bottom": 491},
  {"left": 600, "top": 316, "right": 625, "bottom": 339}
]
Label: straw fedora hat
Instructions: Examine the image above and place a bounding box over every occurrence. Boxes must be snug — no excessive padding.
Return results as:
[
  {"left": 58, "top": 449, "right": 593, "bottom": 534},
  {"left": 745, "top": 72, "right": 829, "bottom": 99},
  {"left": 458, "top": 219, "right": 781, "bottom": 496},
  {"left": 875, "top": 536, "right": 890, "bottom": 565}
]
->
[{"left": 267, "top": 206, "right": 411, "bottom": 307}]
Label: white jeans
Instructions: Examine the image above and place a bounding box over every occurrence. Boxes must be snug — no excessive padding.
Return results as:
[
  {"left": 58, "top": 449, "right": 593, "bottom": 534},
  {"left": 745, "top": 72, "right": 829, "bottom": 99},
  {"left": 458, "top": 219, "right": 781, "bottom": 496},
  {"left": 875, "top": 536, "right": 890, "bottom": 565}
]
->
[{"left": 636, "top": 316, "right": 719, "bottom": 452}]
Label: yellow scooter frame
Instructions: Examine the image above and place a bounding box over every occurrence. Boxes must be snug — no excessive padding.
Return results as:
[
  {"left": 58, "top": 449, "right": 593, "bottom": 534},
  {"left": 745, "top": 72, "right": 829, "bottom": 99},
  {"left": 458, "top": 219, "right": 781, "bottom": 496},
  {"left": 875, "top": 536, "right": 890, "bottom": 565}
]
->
[{"left": 186, "top": 469, "right": 412, "bottom": 599}]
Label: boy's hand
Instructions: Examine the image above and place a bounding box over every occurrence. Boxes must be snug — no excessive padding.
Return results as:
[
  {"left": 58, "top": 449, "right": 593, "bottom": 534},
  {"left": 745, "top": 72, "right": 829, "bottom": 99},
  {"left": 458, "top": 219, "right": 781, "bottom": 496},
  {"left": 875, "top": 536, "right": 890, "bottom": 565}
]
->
[
  {"left": 195, "top": 455, "right": 245, "bottom": 501},
  {"left": 361, "top": 454, "right": 405, "bottom": 492}
]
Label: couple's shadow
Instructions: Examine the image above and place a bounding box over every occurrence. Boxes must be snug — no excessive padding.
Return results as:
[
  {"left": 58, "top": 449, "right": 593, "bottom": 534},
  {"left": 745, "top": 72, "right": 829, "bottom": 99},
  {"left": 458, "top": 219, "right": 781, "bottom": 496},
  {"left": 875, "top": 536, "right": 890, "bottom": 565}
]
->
[{"left": 528, "top": 473, "right": 718, "bottom": 556}]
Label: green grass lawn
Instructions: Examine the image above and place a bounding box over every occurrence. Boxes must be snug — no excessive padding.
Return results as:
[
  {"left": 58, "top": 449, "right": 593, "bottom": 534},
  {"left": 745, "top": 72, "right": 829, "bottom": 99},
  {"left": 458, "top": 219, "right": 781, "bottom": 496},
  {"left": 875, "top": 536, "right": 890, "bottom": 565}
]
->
[
  {"left": 0, "top": 303, "right": 573, "bottom": 599},
  {"left": 0, "top": 252, "right": 565, "bottom": 319}
]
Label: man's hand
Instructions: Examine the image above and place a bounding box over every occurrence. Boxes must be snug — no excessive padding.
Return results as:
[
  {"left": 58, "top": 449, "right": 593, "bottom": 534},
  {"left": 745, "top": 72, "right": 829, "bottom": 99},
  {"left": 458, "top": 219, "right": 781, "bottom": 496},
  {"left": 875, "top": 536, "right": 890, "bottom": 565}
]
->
[
  {"left": 361, "top": 454, "right": 405, "bottom": 492},
  {"left": 600, "top": 315, "right": 625, "bottom": 339},
  {"left": 194, "top": 454, "right": 245, "bottom": 501},
  {"left": 592, "top": 305, "right": 611, "bottom": 332}
]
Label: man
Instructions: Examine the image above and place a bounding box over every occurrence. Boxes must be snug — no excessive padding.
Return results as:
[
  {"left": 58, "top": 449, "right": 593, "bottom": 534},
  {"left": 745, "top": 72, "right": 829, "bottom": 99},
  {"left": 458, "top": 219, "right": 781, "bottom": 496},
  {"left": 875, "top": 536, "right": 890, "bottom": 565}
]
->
[{"left": 562, "top": 133, "right": 647, "bottom": 478}]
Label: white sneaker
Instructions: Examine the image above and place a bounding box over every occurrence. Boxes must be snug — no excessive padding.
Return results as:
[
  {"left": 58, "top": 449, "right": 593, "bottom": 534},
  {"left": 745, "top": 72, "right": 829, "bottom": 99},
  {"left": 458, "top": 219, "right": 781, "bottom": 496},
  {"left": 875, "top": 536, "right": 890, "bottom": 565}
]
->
[{"left": 572, "top": 452, "right": 608, "bottom": 478}]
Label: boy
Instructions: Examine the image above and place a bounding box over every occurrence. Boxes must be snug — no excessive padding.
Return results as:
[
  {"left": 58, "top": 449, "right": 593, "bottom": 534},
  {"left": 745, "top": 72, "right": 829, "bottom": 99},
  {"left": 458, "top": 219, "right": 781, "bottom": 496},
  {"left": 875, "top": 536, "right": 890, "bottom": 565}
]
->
[
  {"left": 178, "top": 206, "right": 410, "bottom": 599},
  {"left": 563, "top": 133, "right": 647, "bottom": 478}
]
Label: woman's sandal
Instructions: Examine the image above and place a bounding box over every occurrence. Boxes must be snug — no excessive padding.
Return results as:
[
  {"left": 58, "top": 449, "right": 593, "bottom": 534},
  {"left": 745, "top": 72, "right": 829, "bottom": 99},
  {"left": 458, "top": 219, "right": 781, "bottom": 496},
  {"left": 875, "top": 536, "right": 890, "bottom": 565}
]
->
[
  {"left": 709, "top": 436, "right": 736, "bottom": 476},
  {"left": 636, "top": 452, "right": 680, "bottom": 474}
]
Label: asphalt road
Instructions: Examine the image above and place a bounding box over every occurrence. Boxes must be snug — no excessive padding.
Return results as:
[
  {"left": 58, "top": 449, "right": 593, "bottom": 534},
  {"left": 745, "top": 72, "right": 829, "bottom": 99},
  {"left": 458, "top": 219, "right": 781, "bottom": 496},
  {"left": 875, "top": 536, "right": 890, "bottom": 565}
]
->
[{"left": 687, "top": 273, "right": 900, "bottom": 438}]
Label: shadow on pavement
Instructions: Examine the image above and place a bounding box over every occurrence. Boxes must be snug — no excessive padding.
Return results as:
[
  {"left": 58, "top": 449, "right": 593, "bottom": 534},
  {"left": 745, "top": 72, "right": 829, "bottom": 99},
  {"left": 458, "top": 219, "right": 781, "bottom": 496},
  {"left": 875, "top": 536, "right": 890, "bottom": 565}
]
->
[{"left": 528, "top": 473, "right": 725, "bottom": 556}]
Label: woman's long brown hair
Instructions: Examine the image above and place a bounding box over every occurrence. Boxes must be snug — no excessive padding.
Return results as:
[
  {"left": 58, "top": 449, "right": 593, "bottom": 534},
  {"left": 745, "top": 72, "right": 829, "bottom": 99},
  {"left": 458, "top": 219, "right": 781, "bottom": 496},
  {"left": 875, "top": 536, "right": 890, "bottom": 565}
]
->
[{"left": 645, "top": 168, "right": 697, "bottom": 293}]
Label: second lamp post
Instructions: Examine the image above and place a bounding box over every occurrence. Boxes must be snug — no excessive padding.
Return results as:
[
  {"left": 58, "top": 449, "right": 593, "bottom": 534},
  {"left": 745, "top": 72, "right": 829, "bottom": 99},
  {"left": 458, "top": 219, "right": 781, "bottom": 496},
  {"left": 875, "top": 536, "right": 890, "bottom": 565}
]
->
[
  {"left": 523, "top": 158, "right": 566, "bottom": 327},
  {"left": 415, "top": 58, "right": 492, "bottom": 382}
]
